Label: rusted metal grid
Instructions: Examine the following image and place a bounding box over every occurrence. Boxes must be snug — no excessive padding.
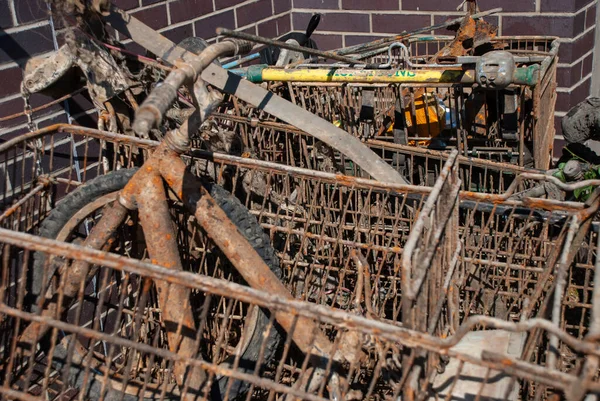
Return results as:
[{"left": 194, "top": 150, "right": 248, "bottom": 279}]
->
[
  {"left": 192, "top": 143, "right": 600, "bottom": 399},
  {"left": 240, "top": 36, "right": 558, "bottom": 169},
  {"left": 1, "top": 125, "right": 599, "bottom": 399},
  {"left": 0, "top": 125, "right": 150, "bottom": 232},
  {"left": 208, "top": 109, "right": 541, "bottom": 193},
  {"left": 1, "top": 225, "right": 599, "bottom": 401}
]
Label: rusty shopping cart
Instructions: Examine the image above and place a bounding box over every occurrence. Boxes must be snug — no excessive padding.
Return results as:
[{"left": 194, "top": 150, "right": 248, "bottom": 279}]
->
[
  {"left": 2, "top": 125, "right": 600, "bottom": 400},
  {"left": 208, "top": 109, "right": 549, "bottom": 195},
  {"left": 222, "top": 32, "right": 559, "bottom": 170}
]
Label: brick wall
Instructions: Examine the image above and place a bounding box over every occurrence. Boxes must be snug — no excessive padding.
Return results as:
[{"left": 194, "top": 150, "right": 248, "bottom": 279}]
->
[{"left": 0, "top": 0, "right": 597, "bottom": 155}]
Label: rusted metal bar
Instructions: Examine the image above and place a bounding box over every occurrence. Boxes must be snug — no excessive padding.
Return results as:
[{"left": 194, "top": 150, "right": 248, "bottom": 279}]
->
[
  {"left": 2, "top": 228, "right": 600, "bottom": 359},
  {"left": 2, "top": 305, "right": 328, "bottom": 401},
  {"left": 216, "top": 28, "right": 363, "bottom": 65},
  {"left": 401, "top": 150, "right": 460, "bottom": 300},
  {"left": 366, "top": 139, "right": 540, "bottom": 174},
  {"left": 0, "top": 183, "right": 45, "bottom": 222},
  {"left": 333, "top": 8, "right": 503, "bottom": 56},
  {"left": 0, "top": 88, "right": 86, "bottom": 123},
  {"left": 2, "top": 124, "right": 598, "bottom": 215},
  {"left": 564, "top": 228, "right": 600, "bottom": 401},
  {"left": 547, "top": 216, "right": 581, "bottom": 370},
  {"left": 124, "top": 166, "right": 206, "bottom": 399},
  {"left": 18, "top": 201, "right": 129, "bottom": 349},
  {"left": 145, "top": 144, "right": 336, "bottom": 358},
  {"left": 1, "top": 124, "right": 596, "bottom": 215},
  {"left": 3, "top": 228, "right": 600, "bottom": 394}
]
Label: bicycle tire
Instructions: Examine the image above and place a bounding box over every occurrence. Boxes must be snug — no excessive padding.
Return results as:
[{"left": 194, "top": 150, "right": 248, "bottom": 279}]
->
[{"left": 31, "top": 168, "right": 282, "bottom": 400}]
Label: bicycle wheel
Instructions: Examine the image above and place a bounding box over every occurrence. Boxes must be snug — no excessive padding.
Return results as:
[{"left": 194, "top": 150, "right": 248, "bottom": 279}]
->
[{"left": 30, "top": 168, "right": 282, "bottom": 400}]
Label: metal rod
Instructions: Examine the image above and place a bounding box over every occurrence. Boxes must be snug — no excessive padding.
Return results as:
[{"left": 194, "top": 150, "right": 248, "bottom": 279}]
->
[
  {"left": 132, "top": 167, "right": 206, "bottom": 398},
  {"left": 333, "top": 8, "right": 503, "bottom": 56},
  {"left": 216, "top": 28, "right": 363, "bottom": 65}
]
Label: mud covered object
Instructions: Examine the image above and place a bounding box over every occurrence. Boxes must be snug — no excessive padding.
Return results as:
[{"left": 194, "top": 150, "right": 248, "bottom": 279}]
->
[
  {"left": 561, "top": 97, "right": 600, "bottom": 144},
  {"left": 23, "top": 37, "right": 132, "bottom": 107}
]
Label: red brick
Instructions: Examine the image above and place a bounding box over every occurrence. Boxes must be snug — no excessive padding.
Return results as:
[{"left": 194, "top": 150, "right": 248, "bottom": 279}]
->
[
  {"left": 555, "top": 91, "right": 571, "bottom": 113},
  {"left": 71, "top": 111, "right": 98, "bottom": 127},
  {"left": 559, "top": 28, "right": 595, "bottom": 63},
  {"left": 131, "top": 4, "right": 168, "bottom": 30},
  {"left": 0, "top": 93, "right": 69, "bottom": 131},
  {"left": 215, "top": 0, "right": 246, "bottom": 10},
  {"left": 162, "top": 23, "right": 194, "bottom": 44},
  {"left": 236, "top": 0, "right": 272, "bottom": 27},
  {"left": 554, "top": 135, "right": 565, "bottom": 159},
  {"left": 343, "top": 0, "right": 398, "bottom": 10},
  {"left": 169, "top": 0, "right": 213, "bottom": 24},
  {"left": 239, "top": 25, "right": 257, "bottom": 35},
  {"left": 574, "top": 8, "right": 586, "bottom": 36},
  {"left": 402, "top": 0, "right": 458, "bottom": 11},
  {"left": 571, "top": 75, "right": 592, "bottom": 104},
  {"left": 344, "top": 35, "right": 386, "bottom": 47},
  {"left": 0, "top": 126, "right": 28, "bottom": 141},
  {"left": 586, "top": 4, "right": 596, "bottom": 28},
  {"left": 309, "top": 33, "right": 342, "bottom": 50},
  {"left": 482, "top": 0, "right": 534, "bottom": 11},
  {"left": 555, "top": 117, "right": 564, "bottom": 139},
  {"left": 293, "top": 12, "right": 369, "bottom": 32},
  {"left": 556, "top": 62, "right": 582, "bottom": 88},
  {"left": 66, "top": 92, "right": 95, "bottom": 115},
  {"left": 274, "top": 0, "right": 291, "bottom": 14},
  {"left": 0, "top": 0, "right": 12, "bottom": 29},
  {"left": 576, "top": 0, "right": 596, "bottom": 9},
  {"left": 258, "top": 14, "right": 291, "bottom": 38},
  {"left": 0, "top": 98, "right": 27, "bottom": 129},
  {"left": 502, "top": 15, "right": 575, "bottom": 37},
  {"left": 555, "top": 76, "right": 592, "bottom": 112},
  {"left": 432, "top": 14, "right": 465, "bottom": 34},
  {"left": 372, "top": 13, "right": 430, "bottom": 34},
  {"left": 194, "top": 10, "right": 235, "bottom": 40},
  {"left": 142, "top": 0, "right": 164, "bottom": 5},
  {"left": 14, "top": 0, "right": 48, "bottom": 25},
  {"left": 38, "top": 112, "right": 68, "bottom": 128},
  {"left": 293, "top": 0, "right": 338, "bottom": 9},
  {"left": 0, "top": 25, "right": 54, "bottom": 64},
  {"left": 541, "top": 0, "right": 593, "bottom": 12},
  {"left": 582, "top": 52, "right": 593, "bottom": 77},
  {"left": 113, "top": 0, "right": 139, "bottom": 10}
]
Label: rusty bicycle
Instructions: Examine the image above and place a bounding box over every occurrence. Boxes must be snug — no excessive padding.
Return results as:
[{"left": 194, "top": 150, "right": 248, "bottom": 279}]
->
[{"left": 11, "top": 3, "right": 408, "bottom": 400}]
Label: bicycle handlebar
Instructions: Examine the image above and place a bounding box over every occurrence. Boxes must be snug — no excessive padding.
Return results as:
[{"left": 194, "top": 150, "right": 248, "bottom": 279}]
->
[{"left": 133, "top": 38, "right": 253, "bottom": 138}]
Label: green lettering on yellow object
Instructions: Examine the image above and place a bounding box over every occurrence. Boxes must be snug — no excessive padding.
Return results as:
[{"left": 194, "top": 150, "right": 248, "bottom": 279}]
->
[{"left": 397, "top": 70, "right": 416, "bottom": 77}]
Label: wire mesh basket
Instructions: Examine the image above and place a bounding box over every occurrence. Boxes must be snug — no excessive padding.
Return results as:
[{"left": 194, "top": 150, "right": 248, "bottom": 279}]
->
[
  {"left": 233, "top": 36, "right": 559, "bottom": 169},
  {"left": 1, "top": 125, "right": 599, "bottom": 400},
  {"left": 207, "top": 110, "right": 543, "bottom": 194},
  {"left": 2, "top": 226, "right": 599, "bottom": 401}
]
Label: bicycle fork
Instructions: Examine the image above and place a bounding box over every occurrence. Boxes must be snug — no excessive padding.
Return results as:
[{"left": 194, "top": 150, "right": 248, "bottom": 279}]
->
[{"left": 20, "top": 138, "right": 348, "bottom": 399}]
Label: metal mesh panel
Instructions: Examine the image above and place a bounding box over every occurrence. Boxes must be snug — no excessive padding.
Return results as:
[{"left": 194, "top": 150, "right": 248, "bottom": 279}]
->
[{"left": 1, "top": 126, "right": 598, "bottom": 400}]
